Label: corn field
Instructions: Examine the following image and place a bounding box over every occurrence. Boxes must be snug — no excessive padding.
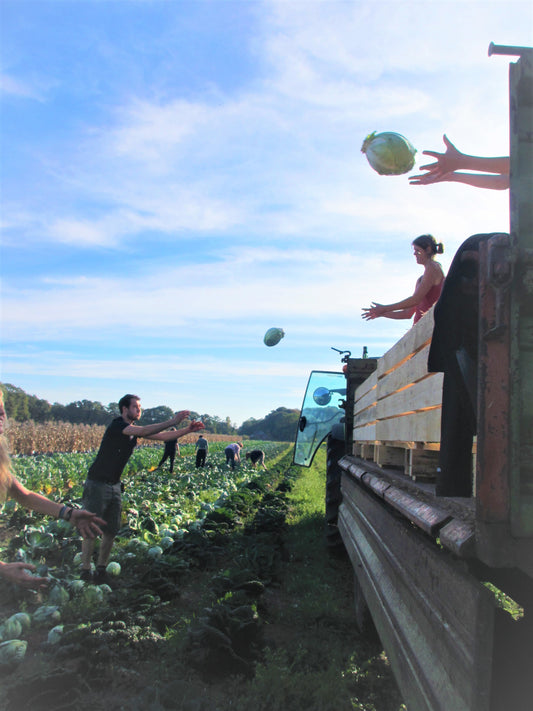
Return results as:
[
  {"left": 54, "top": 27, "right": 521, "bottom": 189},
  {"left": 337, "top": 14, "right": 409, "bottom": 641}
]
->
[{"left": 5, "top": 420, "right": 246, "bottom": 455}]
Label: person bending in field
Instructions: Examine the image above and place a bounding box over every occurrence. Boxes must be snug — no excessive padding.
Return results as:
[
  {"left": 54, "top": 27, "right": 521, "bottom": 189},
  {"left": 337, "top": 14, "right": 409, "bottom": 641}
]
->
[
  {"left": 0, "top": 391, "right": 105, "bottom": 589},
  {"left": 81, "top": 394, "right": 204, "bottom": 585},
  {"left": 409, "top": 135, "right": 509, "bottom": 190},
  {"left": 224, "top": 442, "right": 243, "bottom": 470},
  {"left": 245, "top": 450, "right": 267, "bottom": 470}
]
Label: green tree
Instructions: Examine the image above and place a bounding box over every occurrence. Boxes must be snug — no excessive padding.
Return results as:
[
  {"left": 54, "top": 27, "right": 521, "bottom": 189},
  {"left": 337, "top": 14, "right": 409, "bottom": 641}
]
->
[
  {"left": 138, "top": 406, "right": 174, "bottom": 425},
  {"left": 1, "top": 383, "right": 31, "bottom": 421},
  {"left": 238, "top": 407, "right": 299, "bottom": 441}
]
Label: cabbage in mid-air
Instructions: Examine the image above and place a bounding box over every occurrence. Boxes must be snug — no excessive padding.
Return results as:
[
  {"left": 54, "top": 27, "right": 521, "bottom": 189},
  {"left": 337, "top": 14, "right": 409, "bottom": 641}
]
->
[
  {"left": 361, "top": 131, "right": 416, "bottom": 175},
  {"left": 264, "top": 328, "right": 285, "bottom": 347}
]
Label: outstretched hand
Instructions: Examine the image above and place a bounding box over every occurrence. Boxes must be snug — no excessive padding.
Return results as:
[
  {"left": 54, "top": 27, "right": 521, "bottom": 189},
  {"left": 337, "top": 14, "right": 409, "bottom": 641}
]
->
[
  {"left": 173, "top": 410, "right": 191, "bottom": 425},
  {"left": 188, "top": 420, "right": 205, "bottom": 433},
  {"left": 362, "top": 303, "right": 386, "bottom": 320},
  {"left": 70, "top": 510, "right": 105, "bottom": 539},
  {"left": 0, "top": 562, "right": 50, "bottom": 589},
  {"left": 409, "top": 135, "right": 462, "bottom": 185}
]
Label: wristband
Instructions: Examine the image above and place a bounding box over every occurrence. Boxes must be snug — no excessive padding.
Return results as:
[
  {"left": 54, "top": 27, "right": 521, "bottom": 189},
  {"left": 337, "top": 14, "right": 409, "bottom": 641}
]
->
[
  {"left": 64, "top": 507, "right": 74, "bottom": 521},
  {"left": 58, "top": 505, "right": 68, "bottom": 520}
]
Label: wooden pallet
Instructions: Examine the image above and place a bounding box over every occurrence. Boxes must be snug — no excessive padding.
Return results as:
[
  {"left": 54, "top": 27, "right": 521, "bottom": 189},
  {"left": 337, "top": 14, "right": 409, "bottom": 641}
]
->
[{"left": 352, "top": 309, "right": 476, "bottom": 482}]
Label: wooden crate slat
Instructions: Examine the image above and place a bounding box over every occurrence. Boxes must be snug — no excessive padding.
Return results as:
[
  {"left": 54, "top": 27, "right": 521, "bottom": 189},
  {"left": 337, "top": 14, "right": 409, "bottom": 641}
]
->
[
  {"left": 378, "top": 344, "right": 432, "bottom": 399},
  {"left": 376, "top": 373, "right": 444, "bottom": 420},
  {"left": 353, "top": 385, "right": 378, "bottom": 417},
  {"left": 353, "top": 423, "right": 377, "bottom": 441},
  {"left": 354, "top": 403, "right": 377, "bottom": 427},
  {"left": 377, "top": 308, "right": 435, "bottom": 377},
  {"left": 354, "top": 369, "right": 378, "bottom": 402},
  {"left": 376, "top": 408, "right": 442, "bottom": 443}
]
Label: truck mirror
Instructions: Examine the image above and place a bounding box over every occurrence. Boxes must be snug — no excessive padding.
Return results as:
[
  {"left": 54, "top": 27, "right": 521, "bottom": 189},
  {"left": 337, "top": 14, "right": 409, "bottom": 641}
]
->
[{"left": 313, "top": 387, "right": 332, "bottom": 406}]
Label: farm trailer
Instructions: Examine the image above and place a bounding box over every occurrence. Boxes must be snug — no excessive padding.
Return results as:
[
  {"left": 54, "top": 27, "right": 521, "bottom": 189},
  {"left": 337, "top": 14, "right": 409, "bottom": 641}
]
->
[{"left": 293, "top": 44, "right": 532, "bottom": 711}]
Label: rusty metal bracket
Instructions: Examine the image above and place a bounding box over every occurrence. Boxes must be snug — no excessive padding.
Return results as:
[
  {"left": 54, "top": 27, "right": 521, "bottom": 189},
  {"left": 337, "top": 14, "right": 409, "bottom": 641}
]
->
[{"left": 484, "top": 233, "right": 514, "bottom": 340}]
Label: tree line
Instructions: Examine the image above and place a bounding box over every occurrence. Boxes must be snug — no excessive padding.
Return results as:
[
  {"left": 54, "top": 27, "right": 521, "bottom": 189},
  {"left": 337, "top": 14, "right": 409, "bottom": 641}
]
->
[{"left": 0, "top": 383, "right": 300, "bottom": 442}]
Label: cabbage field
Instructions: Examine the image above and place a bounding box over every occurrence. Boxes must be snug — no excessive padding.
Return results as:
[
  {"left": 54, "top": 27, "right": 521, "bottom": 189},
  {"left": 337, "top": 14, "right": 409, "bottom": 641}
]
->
[{"left": 0, "top": 441, "right": 403, "bottom": 711}]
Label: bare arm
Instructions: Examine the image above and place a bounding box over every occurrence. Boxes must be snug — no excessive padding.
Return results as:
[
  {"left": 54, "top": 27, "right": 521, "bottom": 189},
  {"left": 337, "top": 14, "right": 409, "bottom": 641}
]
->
[
  {"left": 8, "top": 477, "right": 105, "bottom": 538},
  {"left": 379, "top": 308, "right": 416, "bottom": 320},
  {"left": 362, "top": 264, "right": 441, "bottom": 320},
  {"left": 9, "top": 476, "right": 62, "bottom": 518},
  {"left": 409, "top": 135, "right": 509, "bottom": 190},
  {"left": 122, "top": 410, "right": 190, "bottom": 437},
  {"left": 410, "top": 171, "right": 509, "bottom": 190},
  {"left": 144, "top": 420, "right": 205, "bottom": 442}
]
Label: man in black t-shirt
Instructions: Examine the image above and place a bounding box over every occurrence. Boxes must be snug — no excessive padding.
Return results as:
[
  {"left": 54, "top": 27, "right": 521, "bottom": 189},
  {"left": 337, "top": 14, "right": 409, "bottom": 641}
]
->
[{"left": 81, "top": 394, "right": 204, "bottom": 584}]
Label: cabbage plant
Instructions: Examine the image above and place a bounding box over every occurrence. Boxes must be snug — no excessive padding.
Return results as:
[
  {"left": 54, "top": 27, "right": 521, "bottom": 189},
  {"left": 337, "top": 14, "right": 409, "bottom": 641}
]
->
[
  {"left": 0, "top": 640, "right": 27, "bottom": 666},
  {"left": 361, "top": 131, "right": 416, "bottom": 175},
  {"left": 0, "top": 618, "right": 22, "bottom": 642}
]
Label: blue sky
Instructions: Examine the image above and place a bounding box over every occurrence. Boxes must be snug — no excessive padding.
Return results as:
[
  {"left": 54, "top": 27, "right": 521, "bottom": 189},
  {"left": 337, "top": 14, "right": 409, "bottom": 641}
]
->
[{"left": 1, "top": 0, "right": 531, "bottom": 426}]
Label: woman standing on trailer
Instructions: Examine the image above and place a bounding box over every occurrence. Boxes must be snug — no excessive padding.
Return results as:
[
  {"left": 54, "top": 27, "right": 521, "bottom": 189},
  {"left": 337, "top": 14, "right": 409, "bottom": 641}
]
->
[{"left": 361, "top": 234, "right": 445, "bottom": 324}]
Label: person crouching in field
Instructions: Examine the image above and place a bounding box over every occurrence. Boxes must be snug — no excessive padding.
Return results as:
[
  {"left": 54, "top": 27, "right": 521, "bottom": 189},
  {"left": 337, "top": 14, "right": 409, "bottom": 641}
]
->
[
  {"left": 225, "top": 442, "right": 243, "bottom": 469},
  {"left": 245, "top": 450, "right": 267, "bottom": 470},
  {"left": 0, "top": 391, "right": 105, "bottom": 589},
  {"left": 81, "top": 394, "right": 204, "bottom": 585}
]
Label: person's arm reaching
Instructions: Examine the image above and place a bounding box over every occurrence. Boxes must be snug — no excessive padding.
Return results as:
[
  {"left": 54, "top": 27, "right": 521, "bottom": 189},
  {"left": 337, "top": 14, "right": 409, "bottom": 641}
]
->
[
  {"left": 409, "top": 135, "right": 509, "bottom": 190},
  {"left": 122, "top": 410, "right": 190, "bottom": 437},
  {"left": 144, "top": 421, "right": 205, "bottom": 442}
]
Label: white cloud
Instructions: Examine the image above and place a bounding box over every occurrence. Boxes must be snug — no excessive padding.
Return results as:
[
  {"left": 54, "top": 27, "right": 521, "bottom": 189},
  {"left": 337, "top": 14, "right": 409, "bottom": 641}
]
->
[{"left": 2, "top": 0, "right": 530, "bottom": 423}]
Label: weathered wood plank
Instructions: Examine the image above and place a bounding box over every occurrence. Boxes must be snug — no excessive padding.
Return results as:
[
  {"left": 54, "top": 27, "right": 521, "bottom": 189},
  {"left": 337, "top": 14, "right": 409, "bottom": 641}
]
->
[
  {"left": 376, "top": 408, "right": 442, "bottom": 443},
  {"left": 378, "top": 344, "right": 432, "bottom": 399},
  {"left": 353, "top": 404, "right": 377, "bottom": 427},
  {"left": 406, "top": 449, "right": 440, "bottom": 480},
  {"left": 353, "top": 370, "right": 378, "bottom": 407},
  {"left": 376, "top": 374, "right": 443, "bottom": 420},
  {"left": 375, "top": 445, "right": 405, "bottom": 469},
  {"left": 377, "top": 308, "right": 436, "bottom": 377},
  {"left": 353, "top": 423, "right": 377, "bottom": 441}
]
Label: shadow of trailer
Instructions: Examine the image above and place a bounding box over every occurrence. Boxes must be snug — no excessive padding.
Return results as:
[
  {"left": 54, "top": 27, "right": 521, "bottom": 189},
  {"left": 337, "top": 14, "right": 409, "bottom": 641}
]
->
[{"left": 294, "top": 44, "right": 533, "bottom": 711}]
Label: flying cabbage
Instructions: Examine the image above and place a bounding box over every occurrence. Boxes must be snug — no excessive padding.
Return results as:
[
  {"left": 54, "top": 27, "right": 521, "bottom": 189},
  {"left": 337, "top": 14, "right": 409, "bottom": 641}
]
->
[
  {"left": 361, "top": 131, "right": 416, "bottom": 176},
  {"left": 264, "top": 328, "right": 285, "bottom": 347}
]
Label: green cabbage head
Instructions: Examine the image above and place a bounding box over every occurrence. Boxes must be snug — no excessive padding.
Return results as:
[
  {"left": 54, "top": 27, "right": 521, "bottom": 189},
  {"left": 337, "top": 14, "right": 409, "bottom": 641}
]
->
[
  {"left": 0, "top": 618, "right": 22, "bottom": 642},
  {"left": 106, "top": 561, "right": 121, "bottom": 576},
  {"left": 361, "top": 131, "right": 416, "bottom": 175},
  {"left": 0, "top": 640, "right": 27, "bottom": 666},
  {"left": 264, "top": 328, "right": 285, "bottom": 347}
]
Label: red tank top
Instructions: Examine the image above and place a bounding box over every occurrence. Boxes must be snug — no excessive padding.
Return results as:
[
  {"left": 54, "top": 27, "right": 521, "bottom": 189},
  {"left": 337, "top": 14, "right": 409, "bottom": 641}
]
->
[{"left": 414, "top": 281, "right": 443, "bottom": 323}]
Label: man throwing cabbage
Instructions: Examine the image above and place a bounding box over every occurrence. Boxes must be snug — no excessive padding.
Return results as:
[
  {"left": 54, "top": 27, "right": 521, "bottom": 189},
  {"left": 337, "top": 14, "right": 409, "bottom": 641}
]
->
[{"left": 80, "top": 394, "right": 204, "bottom": 584}]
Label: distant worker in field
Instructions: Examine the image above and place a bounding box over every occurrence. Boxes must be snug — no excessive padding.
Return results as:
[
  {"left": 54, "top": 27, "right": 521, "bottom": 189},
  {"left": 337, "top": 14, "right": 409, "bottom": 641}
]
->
[
  {"left": 245, "top": 449, "right": 267, "bottom": 470},
  {"left": 409, "top": 135, "right": 510, "bottom": 190},
  {"left": 0, "top": 391, "right": 105, "bottom": 589},
  {"left": 225, "top": 442, "right": 243, "bottom": 469},
  {"left": 195, "top": 434, "right": 209, "bottom": 468},
  {"left": 157, "top": 429, "right": 180, "bottom": 473},
  {"left": 80, "top": 395, "right": 204, "bottom": 584},
  {"left": 362, "top": 234, "right": 445, "bottom": 325}
]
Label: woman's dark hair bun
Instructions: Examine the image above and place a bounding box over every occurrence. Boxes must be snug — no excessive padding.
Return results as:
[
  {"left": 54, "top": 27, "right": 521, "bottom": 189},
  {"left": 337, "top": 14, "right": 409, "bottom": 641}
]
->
[{"left": 412, "top": 234, "right": 444, "bottom": 255}]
